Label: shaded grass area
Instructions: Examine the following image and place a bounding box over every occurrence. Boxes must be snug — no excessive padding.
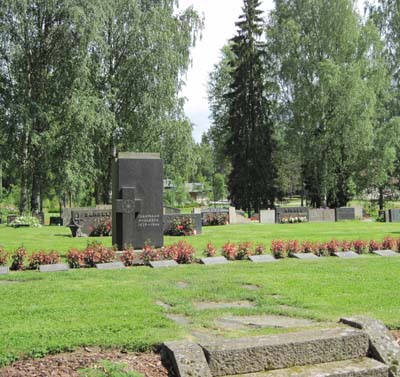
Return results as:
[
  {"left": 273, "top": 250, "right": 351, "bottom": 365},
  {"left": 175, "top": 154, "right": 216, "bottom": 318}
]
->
[
  {"left": 1, "top": 221, "right": 400, "bottom": 255},
  {"left": 0, "top": 256, "right": 400, "bottom": 366}
]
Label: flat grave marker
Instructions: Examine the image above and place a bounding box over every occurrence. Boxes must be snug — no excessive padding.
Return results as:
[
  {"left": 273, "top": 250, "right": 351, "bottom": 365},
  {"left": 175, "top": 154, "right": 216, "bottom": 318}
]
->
[
  {"left": 290, "top": 253, "right": 319, "bottom": 260},
  {"left": 200, "top": 256, "right": 228, "bottom": 265},
  {"left": 372, "top": 250, "right": 399, "bottom": 257},
  {"left": 0, "top": 267, "right": 9, "bottom": 275},
  {"left": 39, "top": 264, "right": 69, "bottom": 273},
  {"left": 249, "top": 255, "right": 276, "bottom": 263},
  {"left": 149, "top": 260, "right": 179, "bottom": 269},
  {"left": 334, "top": 251, "right": 360, "bottom": 258},
  {"left": 95, "top": 262, "right": 126, "bottom": 270}
]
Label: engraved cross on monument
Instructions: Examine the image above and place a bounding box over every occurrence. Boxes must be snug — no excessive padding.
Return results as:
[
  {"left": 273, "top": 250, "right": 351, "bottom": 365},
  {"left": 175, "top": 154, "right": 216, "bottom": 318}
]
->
[
  {"left": 115, "top": 187, "right": 142, "bottom": 247},
  {"left": 112, "top": 153, "right": 163, "bottom": 250}
]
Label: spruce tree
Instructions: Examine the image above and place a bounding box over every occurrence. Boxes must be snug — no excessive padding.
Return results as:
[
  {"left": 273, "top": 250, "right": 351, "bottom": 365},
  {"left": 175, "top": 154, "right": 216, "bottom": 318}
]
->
[{"left": 226, "top": 0, "right": 276, "bottom": 216}]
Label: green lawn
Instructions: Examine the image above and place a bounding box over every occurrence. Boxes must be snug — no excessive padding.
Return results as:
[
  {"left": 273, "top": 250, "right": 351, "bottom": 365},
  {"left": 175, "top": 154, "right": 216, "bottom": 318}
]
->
[
  {"left": 0, "top": 221, "right": 399, "bottom": 366},
  {"left": 0, "top": 221, "right": 399, "bottom": 255}
]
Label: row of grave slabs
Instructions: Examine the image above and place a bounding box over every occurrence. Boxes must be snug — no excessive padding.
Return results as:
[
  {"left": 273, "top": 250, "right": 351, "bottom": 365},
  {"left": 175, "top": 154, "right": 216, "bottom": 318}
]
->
[{"left": 0, "top": 249, "right": 397, "bottom": 275}]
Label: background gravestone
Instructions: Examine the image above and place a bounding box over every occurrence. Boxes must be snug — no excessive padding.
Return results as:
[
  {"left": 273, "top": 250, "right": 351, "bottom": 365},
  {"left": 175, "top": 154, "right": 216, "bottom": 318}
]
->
[
  {"left": 68, "top": 208, "right": 112, "bottom": 237},
  {"left": 335, "top": 208, "right": 355, "bottom": 221},
  {"left": 275, "top": 207, "right": 309, "bottom": 223},
  {"left": 259, "top": 209, "right": 275, "bottom": 224},
  {"left": 112, "top": 153, "right": 163, "bottom": 249},
  {"left": 309, "top": 209, "right": 335, "bottom": 222},
  {"left": 389, "top": 209, "right": 400, "bottom": 223}
]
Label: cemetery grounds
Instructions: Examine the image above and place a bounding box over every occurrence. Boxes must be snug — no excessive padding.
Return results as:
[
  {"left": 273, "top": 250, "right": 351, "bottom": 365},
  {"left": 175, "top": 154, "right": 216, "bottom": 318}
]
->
[{"left": 0, "top": 221, "right": 399, "bottom": 374}]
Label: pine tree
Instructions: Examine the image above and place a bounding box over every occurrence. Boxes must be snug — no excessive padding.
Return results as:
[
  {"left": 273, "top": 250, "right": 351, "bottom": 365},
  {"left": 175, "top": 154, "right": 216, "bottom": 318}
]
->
[{"left": 226, "top": 0, "right": 276, "bottom": 216}]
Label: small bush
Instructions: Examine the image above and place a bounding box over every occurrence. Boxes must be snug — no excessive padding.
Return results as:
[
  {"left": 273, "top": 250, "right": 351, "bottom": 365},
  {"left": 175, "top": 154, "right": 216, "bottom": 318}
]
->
[
  {"left": 286, "top": 240, "right": 300, "bottom": 255},
  {"left": 353, "top": 240, "right": 368, "bottom": 254},
  {"left": 382, "top": 237, "right": 396, "bottom": 251},
  {"left": 167, "top": 241, "right": 195, "bottom": 264},
  {"left": 28, "top": 250, "right": 60, "bottom": 270},
  {"left": 254, "top": 244, "right": 266, "bottom": 255},
  {"left": 369, "top": 240, "right": 382, "bottom": 253},
  {"left": 203, "top": 242, "right": 217, "bottom": 257},
  {"left": 221, "top": 242, "right": 238, "bottom": 260},
  {"left": 10, "top": 247, "right": 27, "bottom": 271},
  {"left": 66, "top": 248, "right": 85, "bottom": 268},
  {"left": 165, "top": 216, "right": 195, "bottom": 236},
  {"left": 120, "top": 247, "right": 138, "bottom": 267},
  {"left": 0, "top": 248, "right": 9, "bottom": 266},
  {"left": 90, "top": 219, "right": 112, "bottom": 237},
  {"left": 340, "top": 240, "right": 354, "bottom": 252},
  {"left": 327, "top": 240, "right": 340, "bottom": 255},
  {"left": 84, "top": 242, "right": 116, "bottom": 267},
  {"left": 301, "top": 241, "right": 318, "bottom": 254},
  {"left": 315, "top": 242, "right": 329, "bottom": 257},
  {"left": 271, "top": 240, "right": 287, "bottom": 258},
  {"left": 140, "top": 244, "right": 162, "bottom": 264},
  {"left": 203, "top": 213, "right": 228, "bottom": 226},
  {"left": 237, "top": 242, "right": 253, "bottom": 260}
]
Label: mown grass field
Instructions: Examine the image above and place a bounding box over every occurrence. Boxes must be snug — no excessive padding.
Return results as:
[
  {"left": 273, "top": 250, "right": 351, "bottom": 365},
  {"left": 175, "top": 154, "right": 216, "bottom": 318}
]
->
[
  {"left": 0, "top": 221, "right": 399, "bottom": 366},
  {"left": 0, "top": 220, "right": 399, "bottom": 255}
]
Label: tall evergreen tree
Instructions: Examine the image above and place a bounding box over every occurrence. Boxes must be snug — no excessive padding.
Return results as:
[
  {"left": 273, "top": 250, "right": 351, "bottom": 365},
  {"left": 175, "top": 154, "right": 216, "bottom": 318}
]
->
[{"left": 226, "top": 0, "right": 276, "bottom": 216}]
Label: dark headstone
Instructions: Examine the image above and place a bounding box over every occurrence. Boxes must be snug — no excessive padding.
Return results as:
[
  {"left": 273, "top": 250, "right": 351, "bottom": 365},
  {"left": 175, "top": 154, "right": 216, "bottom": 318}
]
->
[
  {"left": 0, "top": 266, "right": 9, "bottom": 275},
  {"left": 389, "top": 209, "right": 400, "bottom": 223},
  {"left": 379, "top": 210, "right": 390, "bottom": 222},
  {"left": 68, "top": 209, "right": 112, "bottom": 237},
  {"left": 290, "top": 253, "right": 319, "bottom": 260},
  {"left": 39, "top": 264, "right": 69, "bottom": 273},
  {"left": 335, "top": 208, "right": 355, "bottom": 221},
  {"left": 149, "top": 260, "right": 178, "bottom": 268},
  {"left": 200, "top": 256, "right": 228, "bottom": 265},
  {"left": 163, "top": 214, "right": 202, "bottom": 235},
  {"left": 7, "top": 215, "right": 17, "bottom": 225},
  {"left": 372, "top": 250, "right": 399, "bottom": 257},
  {"left": 249, "top": 255, "right": 276, "bottom": 263},
  {"left": 49, "top": 216, "right": 62, "bottom": 226},
  {"left": 275, "top": 207, "right": 309, "bottom": 223},
  {"left": 112, "top": 153, "right": 163, "bottom": 250},
  {"left": 95, "top": 262, "right": 125, "bottom": 270},
  {"left": 334, "top": 251, "right": 360, "bottom": 258}
]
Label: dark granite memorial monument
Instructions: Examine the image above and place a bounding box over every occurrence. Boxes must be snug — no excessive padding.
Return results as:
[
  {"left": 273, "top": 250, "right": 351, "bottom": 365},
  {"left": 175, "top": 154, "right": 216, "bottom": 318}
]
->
[{"left": 112, "top": 153, "right": 163, "bottom": 250}]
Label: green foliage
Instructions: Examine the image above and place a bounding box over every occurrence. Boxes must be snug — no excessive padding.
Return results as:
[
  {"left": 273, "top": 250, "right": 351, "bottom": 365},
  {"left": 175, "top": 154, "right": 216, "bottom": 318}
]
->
[
  {"left": 79, "top": 360, "right": 143, "bottom": 377},
  {"left": 225, "top": 0, "right": 277, "bottom": 214}
]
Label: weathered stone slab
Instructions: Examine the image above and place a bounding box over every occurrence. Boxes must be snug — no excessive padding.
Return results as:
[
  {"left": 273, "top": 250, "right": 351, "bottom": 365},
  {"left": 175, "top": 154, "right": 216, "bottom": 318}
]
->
[
  {"left": 373, "top": 250, "right": 399, "bottom": 257},
  {"left": 39, "top": 264, "right": 69, "bottom": 273},
  {"left": 156, "top": 300, "right": 173, "bottom": 310},
  {"left": 200, "top": 327, "right": 369, "bottom": 376},
  {"left": 229, "top": 207, "right": 237, "bottom": 224},
  {"left": 162, "top": 340, "right": 212, "bottom": 377},
  {"left": 215, "top": 315, "right": 316, "bottom": 331},
  {"left": 195, "top": 301, "right": 255, "bottom": 310},
  {"left": 335, "top": 208, "right": 356, "bottom": 221},
  {"left": 249, "top": 255, "right": 276, "bottom": 263},
  {"left": 341, "top": 316, "right": 400, "bottom": 377},
  {"left": 260, "top": 210, "right": 276, "bottom": 224},
  {"left": 166, "top": 314, "right": 192, "bottom": 325},
  {"left": 149, "top": 260, "right": 178, "bottom": 268},
  {"left": 334, "top": 251, "right": 360, "bottom": 258},
  {"left": 0, "top": 266, "right": 9, "bottom": 275},
  {"left": 224, "top": 358, "right": 388, "bottom": 377},
  {"left": 354, "top": 205, "right": 364, "bottom": 220},
  {"left": 242, "top": 284, "right": 260, "bottom": 290},
  {"left": 200, "top": 256, "right": 228, "bottom": 265},
  {"left": 95, "top": 262, "right": 125, "bottom": 270},
  {"left": 290, "top": 253, "right": 319, "bottom": 260},
  {"left": 112, "top": 152, "right": 163, "bottom": 249},
  {"left": 176, "top": 281, "right": 188, "bottom": 289},
  {"left": 276, "top": 207, "right": 309, "bottom": 223},
  {"left": 309, "top": 209, "right": 336, "bottom": 222}
]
